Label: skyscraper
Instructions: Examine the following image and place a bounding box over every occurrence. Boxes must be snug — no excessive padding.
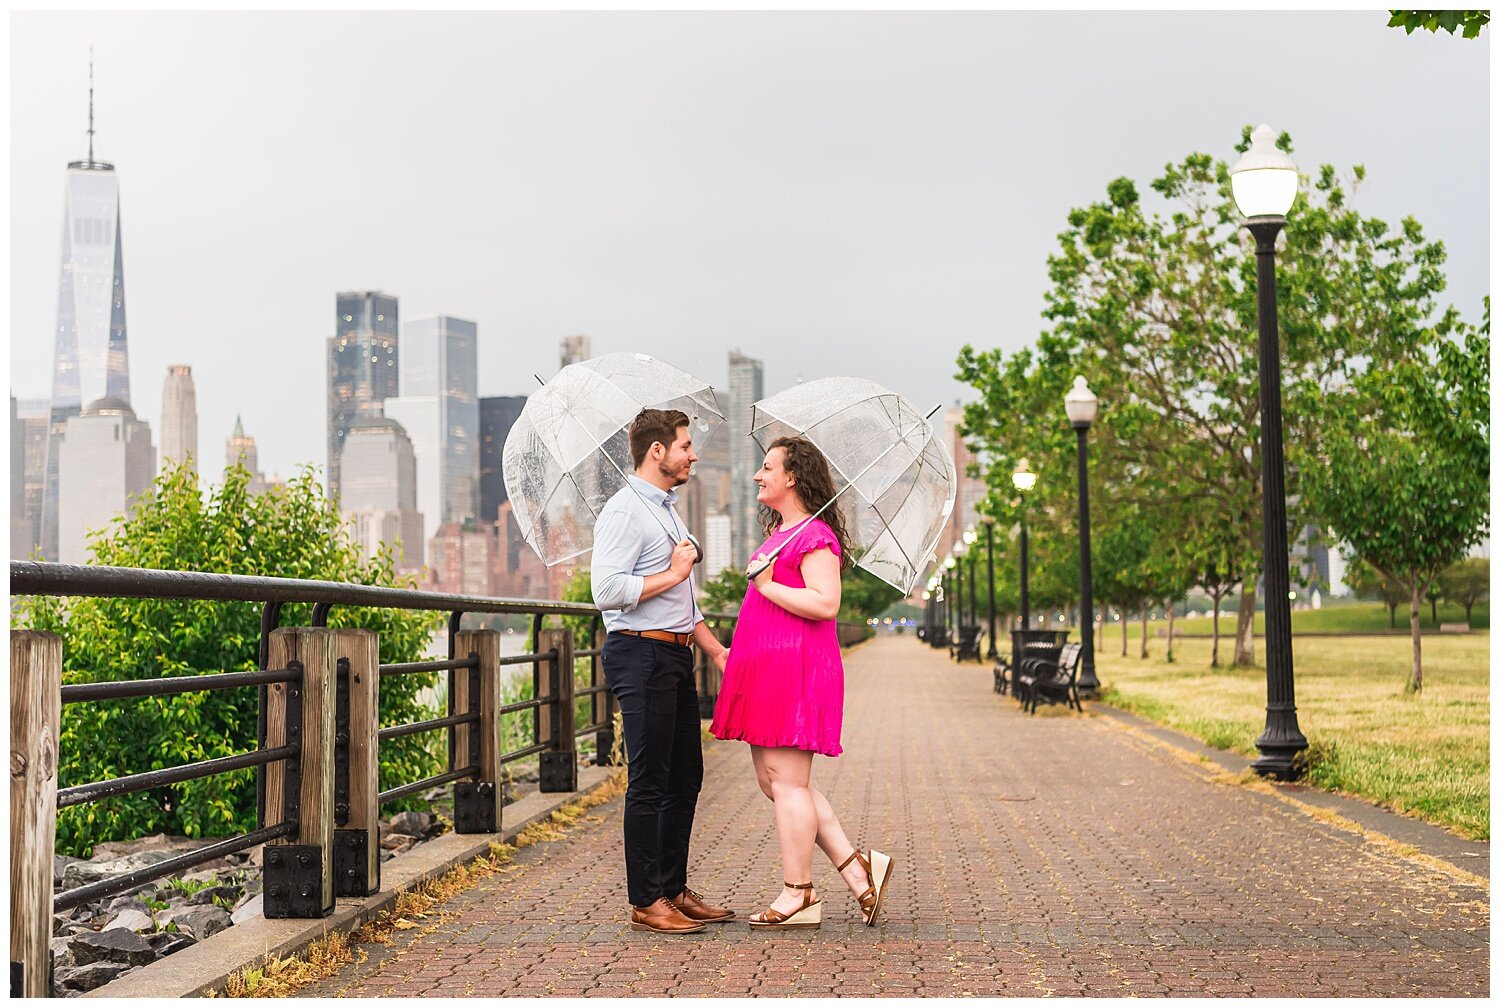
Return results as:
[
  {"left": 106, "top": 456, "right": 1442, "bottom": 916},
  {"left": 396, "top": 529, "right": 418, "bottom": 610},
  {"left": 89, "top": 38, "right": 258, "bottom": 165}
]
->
[
  {"left": 327, "top": 290, "right": 399, "bottom": 502},
  {"left": 11, "top": 398, "right": 26, "bottom": 560},
  {"left": 12, "top": 398, "right": 50, "bottom": 559},
  {"left": 58, "top": 397, "right": 155, "bottom": 565},
  {"left": 478, "top": 395, "right": 527, "bottom": 523},
  {"left": 41, "top": 67, "right": 131, "bottom": 560},
  {"left": 225, "top": 415, "right": 268, "bottom": 494},
  {"left": 338, "top": 415, "right": 423, "bottom": 572},
  {"left": 560, "top": 334, "right": 592, "bottom": 368},
  {"left": 385, "top": 314, "right": 478, "bottom": 549},
  {"left": 727, "top": 351, "right": 764, "bottom": 565},
  {"left": 160, "top": 364, "right": 198, "bottom": 478}
]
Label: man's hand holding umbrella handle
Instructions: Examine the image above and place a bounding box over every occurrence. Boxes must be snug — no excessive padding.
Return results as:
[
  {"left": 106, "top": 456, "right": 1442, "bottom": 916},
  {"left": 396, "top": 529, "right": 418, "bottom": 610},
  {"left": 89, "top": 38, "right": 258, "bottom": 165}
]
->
[{"left": 669, "top": 538, "right": 697, "bottom": 583}]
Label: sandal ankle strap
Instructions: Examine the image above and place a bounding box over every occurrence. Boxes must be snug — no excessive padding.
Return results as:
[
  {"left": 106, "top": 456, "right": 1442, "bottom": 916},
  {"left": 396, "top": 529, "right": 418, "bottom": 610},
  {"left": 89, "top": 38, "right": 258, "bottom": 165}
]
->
[
  {"left": 785, "top": 881, "right": 815, "bottom": 890},
  {"left": 836, "top": 849, "right": 869, "bottom": 873}
]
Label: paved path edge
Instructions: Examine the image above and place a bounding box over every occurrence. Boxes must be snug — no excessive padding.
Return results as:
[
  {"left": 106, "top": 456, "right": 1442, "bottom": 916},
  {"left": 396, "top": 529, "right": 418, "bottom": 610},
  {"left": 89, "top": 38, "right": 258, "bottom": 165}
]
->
[
  {"left": 1090, "top": 701, "right": 1489, "bottom": 881},
  {"left": 83, "top": 765, "right": 620, "bottom": 999}
]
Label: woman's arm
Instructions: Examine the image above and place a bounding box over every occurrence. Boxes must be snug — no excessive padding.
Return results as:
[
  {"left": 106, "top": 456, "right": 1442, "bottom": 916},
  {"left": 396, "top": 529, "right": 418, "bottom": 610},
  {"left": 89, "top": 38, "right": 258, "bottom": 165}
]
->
[{"left": 752, "top": 547, "right": 842, "bottom": 622}]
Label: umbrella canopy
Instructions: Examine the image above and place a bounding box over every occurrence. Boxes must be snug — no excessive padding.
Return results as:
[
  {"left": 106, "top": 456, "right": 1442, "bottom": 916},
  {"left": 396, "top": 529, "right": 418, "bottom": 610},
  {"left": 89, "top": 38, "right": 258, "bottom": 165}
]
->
[
  {"left": 502, "top": 352, "right": 725, "bottom": 567},
  {"left": 751, "top": 377, "right": 956, "bottom": 595}
]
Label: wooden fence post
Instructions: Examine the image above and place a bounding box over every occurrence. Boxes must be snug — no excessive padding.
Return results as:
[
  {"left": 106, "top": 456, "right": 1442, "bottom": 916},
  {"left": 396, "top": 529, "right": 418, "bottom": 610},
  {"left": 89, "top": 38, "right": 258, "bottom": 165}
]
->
[
  {"left": 452, "top": 629, "right": 502, "bottom": 833},
  {"left": 263, "top": 627, "right": 337, "bottom": 918},
  {"left": 11, "top": 631, "right": 62, "bottom": 998},
  {"left": 330, "top": 628, "right": 380, "bottom": 897},
  {"left": 535, "top": 627, "right": 576, "bottom": 792}
]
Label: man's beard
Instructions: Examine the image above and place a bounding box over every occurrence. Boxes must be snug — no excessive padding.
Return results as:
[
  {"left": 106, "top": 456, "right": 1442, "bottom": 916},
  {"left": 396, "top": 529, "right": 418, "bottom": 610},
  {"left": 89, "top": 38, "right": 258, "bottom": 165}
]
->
[{"left": 659, "top": 460, "right": 691, "bottom": 487}]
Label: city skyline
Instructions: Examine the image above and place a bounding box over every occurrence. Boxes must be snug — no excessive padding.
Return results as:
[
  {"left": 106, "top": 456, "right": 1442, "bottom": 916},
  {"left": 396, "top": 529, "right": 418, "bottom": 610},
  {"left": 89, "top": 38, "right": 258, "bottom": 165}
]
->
[{"left": 10, "top": 12, "right": 1490, "bottom": 487}]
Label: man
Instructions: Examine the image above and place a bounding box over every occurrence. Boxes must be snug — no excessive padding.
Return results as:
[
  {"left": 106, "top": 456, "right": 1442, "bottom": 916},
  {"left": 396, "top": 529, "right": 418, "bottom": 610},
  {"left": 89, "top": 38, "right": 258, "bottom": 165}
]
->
[{"left": 592, "top": 407, "right": 734, "bottom": 934}]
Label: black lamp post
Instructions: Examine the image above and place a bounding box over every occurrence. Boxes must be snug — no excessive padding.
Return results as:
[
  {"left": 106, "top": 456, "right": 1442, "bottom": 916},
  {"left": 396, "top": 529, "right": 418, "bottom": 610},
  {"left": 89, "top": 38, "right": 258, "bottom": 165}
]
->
[
  {"left": 1231, "top": 124, "right": 1308, "bottom": 780},
  {"left": 964, "top": 529, "right": 979, "bottom": 638},
  {"left": 944, "top": 554, "right": 958, "bottom": 654},
  {"left": 1065, "top": 376, "right": 1101, "bottom": 695},
  {"left": 1012, "top": 459, "right": 1037, "bottom": 630},
  {"left": 924, "top": 576, "right": 936, "bottom": 645},
  {"left": 982, "top": 514, "right": 998, "bottom": 660}
]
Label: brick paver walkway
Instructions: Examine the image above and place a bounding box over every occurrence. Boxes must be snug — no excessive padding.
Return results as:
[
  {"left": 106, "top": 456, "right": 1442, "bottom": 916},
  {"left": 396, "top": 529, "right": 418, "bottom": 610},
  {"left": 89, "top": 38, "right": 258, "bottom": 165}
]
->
[{"left": 308, "top": 635, "right": 1488, "bottom": 997}]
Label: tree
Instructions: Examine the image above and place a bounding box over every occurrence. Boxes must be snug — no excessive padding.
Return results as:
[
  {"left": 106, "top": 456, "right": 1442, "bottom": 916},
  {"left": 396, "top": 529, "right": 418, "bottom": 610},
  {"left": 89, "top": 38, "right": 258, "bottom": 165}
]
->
[
  {"left": 15, "top": 462, "right": 443, "bottom": 856},
  {"left": 698, "top": 569, "right": 747, "bottom": 617},
  {"left": 1425, "top": 583, "right": 1443, "bottom": 625},
  {"left": 1436, "top": 557, "right": 1489, "bottom": 625},
  {"left": 1302, "top": 308, "right": 1489, "bottom": 690},
  {"left": 1388, "top": 10, "right": 1489, "bottom": 38},
  {"left": 1346, "top": 556, "right": 1408, "bottom": 628},
  {"left": 839, "top": 567, "right": 904, "bottom": 626},
  {"left": 961, "top": 129, "right": 1465, "bottom": 671}
]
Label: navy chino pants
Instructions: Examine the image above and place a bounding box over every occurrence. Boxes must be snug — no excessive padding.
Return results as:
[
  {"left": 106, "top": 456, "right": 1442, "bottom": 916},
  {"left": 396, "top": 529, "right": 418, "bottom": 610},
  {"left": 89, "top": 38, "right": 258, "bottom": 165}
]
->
[{"left": 602, "top": 633, "right": 703, "bottom": 909}]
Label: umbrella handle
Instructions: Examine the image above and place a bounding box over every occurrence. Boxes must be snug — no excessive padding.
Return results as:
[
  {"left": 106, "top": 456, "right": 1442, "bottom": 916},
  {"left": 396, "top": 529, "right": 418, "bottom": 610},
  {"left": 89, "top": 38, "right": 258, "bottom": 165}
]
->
[
  {"left": 746, "top": 558, "right": 772, "bottom": 581},
  {"left": 686, "top": 533, "right": 703, "bottom": 565}
]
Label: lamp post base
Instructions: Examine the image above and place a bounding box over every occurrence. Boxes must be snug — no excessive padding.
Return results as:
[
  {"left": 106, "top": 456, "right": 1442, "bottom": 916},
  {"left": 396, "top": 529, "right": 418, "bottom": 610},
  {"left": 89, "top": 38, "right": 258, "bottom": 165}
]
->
[{"left": 1251, "top": 714, "right": 1308, "bottom": 781}]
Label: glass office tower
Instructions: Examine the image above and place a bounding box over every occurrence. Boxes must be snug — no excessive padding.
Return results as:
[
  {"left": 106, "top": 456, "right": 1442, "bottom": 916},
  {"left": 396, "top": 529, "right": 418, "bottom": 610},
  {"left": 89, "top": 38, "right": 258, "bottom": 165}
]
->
[
  {"left": 327, "top": 290, "right": 399, "bottom": 502},
  {"left": 41, "top": 154, "right": 132, "bottom": 559}
]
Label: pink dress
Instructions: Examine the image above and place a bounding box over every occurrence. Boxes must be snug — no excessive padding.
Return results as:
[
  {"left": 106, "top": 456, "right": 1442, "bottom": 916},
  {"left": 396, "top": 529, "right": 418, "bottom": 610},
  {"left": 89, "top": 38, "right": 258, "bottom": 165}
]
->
[{"left": 709, "top": 518, "right": 844, "bottom": 757}]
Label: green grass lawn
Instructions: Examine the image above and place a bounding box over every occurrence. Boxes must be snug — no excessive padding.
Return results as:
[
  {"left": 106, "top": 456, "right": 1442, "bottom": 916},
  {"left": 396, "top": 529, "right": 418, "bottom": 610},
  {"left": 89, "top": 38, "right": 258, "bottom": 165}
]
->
[
  {"left": 1168, "top": 600, "right": 1489, "bottom": 635},
  {"left": 1093, "top": 634, "right": 1490, "bottom": 841}
]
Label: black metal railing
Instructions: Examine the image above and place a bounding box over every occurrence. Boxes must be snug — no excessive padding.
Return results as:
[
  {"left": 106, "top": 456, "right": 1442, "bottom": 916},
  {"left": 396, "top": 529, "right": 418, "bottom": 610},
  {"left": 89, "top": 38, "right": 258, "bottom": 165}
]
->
[
  {"left": 10, "top": 560, "right": 879, "bottom": 997},
  {"left": 9, "top": 561, "right": 602, "bottom": 939}
]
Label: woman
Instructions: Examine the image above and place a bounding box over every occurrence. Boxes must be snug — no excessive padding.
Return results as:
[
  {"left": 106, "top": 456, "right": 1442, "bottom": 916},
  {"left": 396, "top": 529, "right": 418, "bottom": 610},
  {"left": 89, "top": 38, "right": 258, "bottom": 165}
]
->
[{"left": 709, "top": 436, "right": 895, "bottom": 929}]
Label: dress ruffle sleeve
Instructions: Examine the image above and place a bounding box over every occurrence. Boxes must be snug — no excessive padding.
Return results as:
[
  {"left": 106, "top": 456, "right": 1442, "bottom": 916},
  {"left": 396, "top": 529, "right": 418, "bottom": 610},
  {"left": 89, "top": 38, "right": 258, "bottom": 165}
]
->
[{"left": 787, "top": 520, "right": 842, "bottom": 561}]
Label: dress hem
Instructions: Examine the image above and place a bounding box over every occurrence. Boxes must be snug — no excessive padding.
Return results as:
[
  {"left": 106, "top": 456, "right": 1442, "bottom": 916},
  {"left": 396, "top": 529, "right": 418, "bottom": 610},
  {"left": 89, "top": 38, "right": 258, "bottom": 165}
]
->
[{"left": 708, "top": 725, "right": 843, "bottom": 758}]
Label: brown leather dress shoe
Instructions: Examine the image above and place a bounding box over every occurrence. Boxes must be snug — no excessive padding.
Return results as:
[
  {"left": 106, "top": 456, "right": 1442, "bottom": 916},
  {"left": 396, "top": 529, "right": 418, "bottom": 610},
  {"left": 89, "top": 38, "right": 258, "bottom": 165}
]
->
[
  {"left": 674, "top": 887, "right": 735, "bottom": 922},
  {"left": 629, "top": 897, "right": 706, "bottom": 934}
]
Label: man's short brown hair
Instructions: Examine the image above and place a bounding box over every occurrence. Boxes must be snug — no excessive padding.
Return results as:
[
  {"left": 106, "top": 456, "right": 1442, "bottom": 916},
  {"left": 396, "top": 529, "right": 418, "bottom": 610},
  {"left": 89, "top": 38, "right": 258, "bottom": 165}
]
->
[{"left": 629, "top": 408, "right": 691, "bottom": 469}]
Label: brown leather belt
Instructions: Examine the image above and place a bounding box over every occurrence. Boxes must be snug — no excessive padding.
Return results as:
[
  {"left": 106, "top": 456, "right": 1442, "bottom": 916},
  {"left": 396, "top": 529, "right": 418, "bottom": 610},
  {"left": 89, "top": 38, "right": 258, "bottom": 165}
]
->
[{"left": 615, "top": 629, "right": 693, "bottom": 647}]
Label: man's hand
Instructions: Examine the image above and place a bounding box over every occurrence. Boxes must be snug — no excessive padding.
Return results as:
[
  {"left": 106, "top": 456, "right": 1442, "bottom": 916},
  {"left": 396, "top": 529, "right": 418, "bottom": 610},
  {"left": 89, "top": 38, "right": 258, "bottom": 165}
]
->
[
  {"left": 669, "top": 538, "right": 697, "bottom": 583},
  {"left": 713, "top": 648, "right": 730, "bottom": 673}
]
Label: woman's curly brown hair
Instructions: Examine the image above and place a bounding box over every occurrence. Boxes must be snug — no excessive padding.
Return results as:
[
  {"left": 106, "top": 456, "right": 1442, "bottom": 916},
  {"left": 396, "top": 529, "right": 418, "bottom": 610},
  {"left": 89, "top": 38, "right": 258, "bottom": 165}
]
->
[{"left": 759, "top": 436, "right": 852, "bottom": 571}]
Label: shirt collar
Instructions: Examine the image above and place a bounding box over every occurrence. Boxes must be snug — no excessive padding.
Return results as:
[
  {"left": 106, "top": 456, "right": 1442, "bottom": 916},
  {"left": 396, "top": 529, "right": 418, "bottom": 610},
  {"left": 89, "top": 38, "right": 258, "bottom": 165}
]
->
[{"left": 628, "top": 474, "right": 677, "bottom": 507}]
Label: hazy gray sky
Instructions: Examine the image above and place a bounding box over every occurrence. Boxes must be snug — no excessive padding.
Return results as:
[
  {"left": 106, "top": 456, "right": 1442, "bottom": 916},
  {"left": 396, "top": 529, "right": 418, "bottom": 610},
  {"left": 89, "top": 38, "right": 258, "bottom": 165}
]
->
[{"left": 10, "top": 11, "right": 1489, "bottom": 481}]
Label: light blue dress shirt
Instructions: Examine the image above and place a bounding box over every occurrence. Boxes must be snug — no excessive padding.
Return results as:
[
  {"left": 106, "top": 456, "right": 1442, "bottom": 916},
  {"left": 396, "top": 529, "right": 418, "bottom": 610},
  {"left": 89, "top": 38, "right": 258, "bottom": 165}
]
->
[{"left": 590, "top": 475, "right": 704, "bottom": 634}]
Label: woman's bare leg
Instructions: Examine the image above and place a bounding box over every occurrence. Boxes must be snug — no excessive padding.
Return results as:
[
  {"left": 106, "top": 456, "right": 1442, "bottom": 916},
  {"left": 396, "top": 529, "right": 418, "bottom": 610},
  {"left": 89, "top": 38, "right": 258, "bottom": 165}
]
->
[
  {"left": 752, "top": 750, "right": 874, "bottom": 917},
  {"left": 809, "top": 786, "right": 874, "bottom": 911},
  {"left": 751, "top": 745, "right": 819, "bottom": 916}
]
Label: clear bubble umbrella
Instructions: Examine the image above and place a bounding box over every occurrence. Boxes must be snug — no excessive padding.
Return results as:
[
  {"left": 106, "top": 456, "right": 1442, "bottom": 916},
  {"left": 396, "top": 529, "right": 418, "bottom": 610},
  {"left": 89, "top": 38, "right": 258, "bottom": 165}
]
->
[
  {"left": 502, "top": 352, "right": 725, "bottom": 566},
  {"left": 749, "top": 377, "right": 956, "bottom": 595}
]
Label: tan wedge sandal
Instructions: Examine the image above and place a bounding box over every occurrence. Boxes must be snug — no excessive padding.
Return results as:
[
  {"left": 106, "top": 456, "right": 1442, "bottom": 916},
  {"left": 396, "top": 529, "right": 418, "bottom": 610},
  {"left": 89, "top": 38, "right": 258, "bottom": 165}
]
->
[
  {"left": 747, "top": 881, "right": 822, "bottom": 930},
  {"left": 838, "top": 848, "right": 896, "bottom": 926}
]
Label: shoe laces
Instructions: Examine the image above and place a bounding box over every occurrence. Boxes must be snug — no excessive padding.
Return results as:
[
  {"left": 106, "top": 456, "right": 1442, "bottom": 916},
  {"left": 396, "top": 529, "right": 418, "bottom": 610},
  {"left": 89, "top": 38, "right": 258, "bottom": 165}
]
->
[{"left": 680, "top": 887, "right": 703, "bottom": 903}]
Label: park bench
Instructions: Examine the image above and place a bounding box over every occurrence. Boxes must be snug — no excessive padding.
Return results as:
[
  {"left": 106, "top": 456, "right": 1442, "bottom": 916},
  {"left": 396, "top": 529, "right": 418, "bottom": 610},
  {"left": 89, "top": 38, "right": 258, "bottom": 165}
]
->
[
  {"left": 955, "top": 623, "right": 984, "bottom": 662},
  {"left": 1018, "top": 641, "right": 1085, "bottom": 715},
  {"left": 997, "top": 629, "right": 1070, "bottom": 698}
]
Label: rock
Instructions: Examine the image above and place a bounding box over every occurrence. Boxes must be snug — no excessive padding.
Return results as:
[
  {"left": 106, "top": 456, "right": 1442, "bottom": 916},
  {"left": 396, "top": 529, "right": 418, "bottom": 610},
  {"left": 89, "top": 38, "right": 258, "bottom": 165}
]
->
[
  {"left": 70, "top": 929, "right": 157, "bottom": 967},
  {"left": 146, "top": 931, "right": 198, "bottom": 957},
  {"left": 380, "top": 834, "right": 417, "bottom": 855},
  {"left": 63, "top": 850, "right": 180, "bottom": 891},
  {"left": 89, "top": 834, "right": 196, "bottom": 859},
  {"left": 159, "top": 905, "right": 232, "bottom": 942},
  {"left": 388, "top": 811, "right": 433, "bottom": 838},
  {"left": 380, "top": 849, "right": 396, "bottom": 863},
  {"left": 101, "top": 908, "right": 155, "bottom": 933},
  {"left": 103, "top": 892, "right": 157, "bottom": 917},
  {"left": 230, "top": 893, "right": 263, "bottom": 926},
  {"left": 55, "top": 961, "right": 133, "bottom": 993},
  {"left": 177, "top": 868, "right": 225, "bottom": 885},
  {"left": 54, "top": 854, "right": 85, "bottom": 888},
  {"left": 185, "top": 884, "right": 241, "bottom": 907},
  {"left": 51, "top": 936, "right": 80, "bottom": 972}
]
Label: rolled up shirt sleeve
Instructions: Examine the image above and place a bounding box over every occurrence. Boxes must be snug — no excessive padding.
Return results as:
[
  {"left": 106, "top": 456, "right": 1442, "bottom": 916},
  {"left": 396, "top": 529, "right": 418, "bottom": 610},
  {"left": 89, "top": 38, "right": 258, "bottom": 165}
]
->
[{"left": 591, "top": 510, "right": 645, "bottom": 613}]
